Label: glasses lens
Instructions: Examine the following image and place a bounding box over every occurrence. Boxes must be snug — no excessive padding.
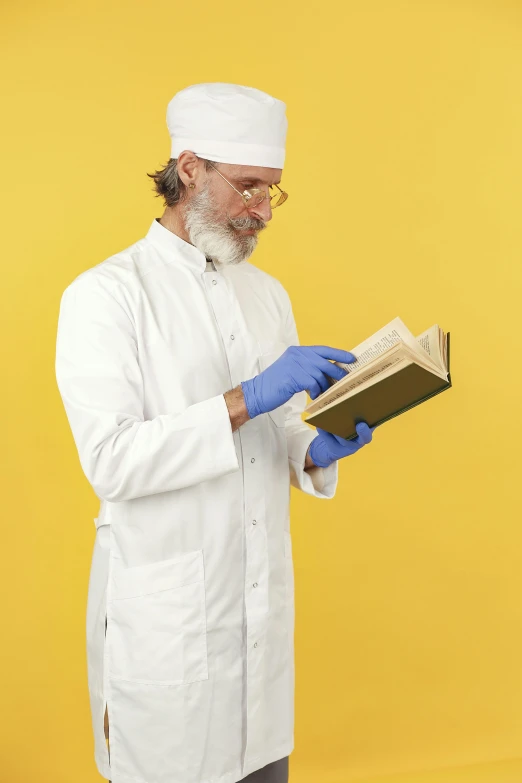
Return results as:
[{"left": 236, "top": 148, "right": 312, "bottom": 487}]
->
[
  {"left": 244, "top": 190, "right": 265, "bottom": 208},
  {"left": 269, "top": 190, "right": 287, "bottom": 208}
]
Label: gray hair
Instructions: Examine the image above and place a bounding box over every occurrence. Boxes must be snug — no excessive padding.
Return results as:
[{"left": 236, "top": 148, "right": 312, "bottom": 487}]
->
[{"left": 146, "top": 157, "right": 216, "bottom": 208}]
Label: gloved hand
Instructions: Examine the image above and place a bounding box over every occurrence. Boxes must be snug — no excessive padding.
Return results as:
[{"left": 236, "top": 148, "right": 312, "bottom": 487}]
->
[
  {"left": 307, "top": 422, "right": 376, "bottom": 468},
  {"left": 241, "top": 345, "right": 356, "bottom": 419}
]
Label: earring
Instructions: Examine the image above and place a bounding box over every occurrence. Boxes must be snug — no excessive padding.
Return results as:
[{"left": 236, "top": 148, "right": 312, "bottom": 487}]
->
[{"left": 188, "top": 183, "right": 195, "bottom": 189}]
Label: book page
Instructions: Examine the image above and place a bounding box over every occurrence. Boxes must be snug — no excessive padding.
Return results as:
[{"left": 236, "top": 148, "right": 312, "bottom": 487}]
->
[
  {"left": 305, "top": 330, "right": 448, "bottom": 414},
  {"left": 329, "top": 317, "right": 439, "bottom": 380},
  {"left": 306, "top": 357, "right": 414, "bottom": 418},
  {"left": 307, "top": 348, "right": 409, "bottom": 415},
  {"left": 415, "top": 324, "right": 444, "bottom": 370}
]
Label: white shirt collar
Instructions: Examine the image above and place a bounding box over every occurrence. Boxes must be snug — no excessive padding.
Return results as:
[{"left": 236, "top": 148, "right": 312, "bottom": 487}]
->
[{"left": 145, "top": 218, "right": 209, "bottom": 273}]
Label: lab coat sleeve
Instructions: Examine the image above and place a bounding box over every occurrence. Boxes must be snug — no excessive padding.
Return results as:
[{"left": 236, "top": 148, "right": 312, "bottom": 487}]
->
[
  {"left": 281, "top": 300, "right": 339, "bottom": 499},
  {"left": 55, "top": 273, "right": 240, "bottom": 503}
]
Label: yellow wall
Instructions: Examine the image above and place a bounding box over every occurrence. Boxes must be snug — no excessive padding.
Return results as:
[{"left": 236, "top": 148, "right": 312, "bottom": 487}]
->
[{"left": 2, "top": 1, "right": 522, "bottom": 781}]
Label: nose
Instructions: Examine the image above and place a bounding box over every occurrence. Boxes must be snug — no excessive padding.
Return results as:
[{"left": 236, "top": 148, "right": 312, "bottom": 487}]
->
[{"left": 249, "top": 197, "right": 272, "bottom": 223}]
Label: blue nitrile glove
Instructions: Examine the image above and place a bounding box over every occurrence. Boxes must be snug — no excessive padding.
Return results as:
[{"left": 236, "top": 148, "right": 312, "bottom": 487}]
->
[
  {"left": 241, "top": 345, "right": 356, "bottom": 419},
  {"left": 308, "top": 422, "right": 376, "bottom": 468}
]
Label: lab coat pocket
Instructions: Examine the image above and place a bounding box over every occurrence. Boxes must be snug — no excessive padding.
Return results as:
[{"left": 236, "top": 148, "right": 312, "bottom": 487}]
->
[
  {"left": 107, "top": 549, "right": 208, "bottom": 686},
  {"left": 258, "top": 341, "right": 287, "bottom": 428}
]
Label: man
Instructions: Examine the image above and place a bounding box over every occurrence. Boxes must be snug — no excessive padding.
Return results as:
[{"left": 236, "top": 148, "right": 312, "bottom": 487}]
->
[{"left": 55, "top": 83, "right": 375, "bottom": 783}]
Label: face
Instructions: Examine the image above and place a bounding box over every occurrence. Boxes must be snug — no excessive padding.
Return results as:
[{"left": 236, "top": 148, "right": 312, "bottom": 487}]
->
[{"left": 184, "top": 162, "right": 282, "bottom": 266}]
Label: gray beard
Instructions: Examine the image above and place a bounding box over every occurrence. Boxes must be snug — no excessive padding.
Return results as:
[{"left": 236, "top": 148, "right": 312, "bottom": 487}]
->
[{"left": 184, "top": 183, "right": 265, "bottom": 266}]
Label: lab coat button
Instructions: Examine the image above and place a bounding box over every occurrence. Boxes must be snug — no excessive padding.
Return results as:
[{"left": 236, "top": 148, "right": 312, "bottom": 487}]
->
[
  {"left": 254, "top": 642, "right": 258, "bottom": 648},
  {"left": 251, "top": 457, "right": 255, "bottom": 463},
  {"left": 252, "top": 519, "right": 257, "bottom": 525},
  {"left": 230, "top": 334, "right": 235, "bottom": 340},
  {"left": 253, "top": 582, "right": 258, "bottom": 588},
  {"left": 212, "top": 279, "right": 217, "bottom": 285}
]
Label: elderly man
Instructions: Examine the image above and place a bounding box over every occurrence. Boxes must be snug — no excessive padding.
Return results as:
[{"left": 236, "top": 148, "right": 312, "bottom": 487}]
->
[{"left": 55, "top": 83, "right": 374, "bottom": 783}]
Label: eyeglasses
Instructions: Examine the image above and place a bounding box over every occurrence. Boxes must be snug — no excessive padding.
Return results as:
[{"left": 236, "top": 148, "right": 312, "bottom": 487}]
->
[{"left": 206, "top": 160, "right": 288, "bottom": 210}]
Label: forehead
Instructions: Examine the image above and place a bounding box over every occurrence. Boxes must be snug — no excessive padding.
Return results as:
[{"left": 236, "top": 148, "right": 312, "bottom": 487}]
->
[{"left": 220, "top": 163, "right": 282, "bottom": 186}]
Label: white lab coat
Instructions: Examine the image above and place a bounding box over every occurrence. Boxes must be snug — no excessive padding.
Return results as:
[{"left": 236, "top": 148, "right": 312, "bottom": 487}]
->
[{"left": 55, "top": 218, "right": 338, "bottom": 783}]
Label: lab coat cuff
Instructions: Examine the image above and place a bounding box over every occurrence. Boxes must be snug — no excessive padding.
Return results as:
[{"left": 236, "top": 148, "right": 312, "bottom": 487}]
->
[{"left": 287, "top": 427, "right": 338, "bottom": 499}]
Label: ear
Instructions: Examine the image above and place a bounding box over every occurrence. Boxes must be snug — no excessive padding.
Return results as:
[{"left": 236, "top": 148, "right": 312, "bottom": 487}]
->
[{"left": 177, "top": 150, "right": 201, "bottom": 189}]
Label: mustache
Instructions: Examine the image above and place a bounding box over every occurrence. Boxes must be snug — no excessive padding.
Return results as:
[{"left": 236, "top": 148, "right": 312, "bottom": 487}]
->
[{"left": 228, "top": 215, "right": 266, "bottom": 232}]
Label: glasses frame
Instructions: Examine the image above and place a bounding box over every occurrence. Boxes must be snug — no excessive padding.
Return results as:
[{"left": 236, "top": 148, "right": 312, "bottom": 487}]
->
[{"left": 205, "top": 160, "right": 288, "bottom": 210}]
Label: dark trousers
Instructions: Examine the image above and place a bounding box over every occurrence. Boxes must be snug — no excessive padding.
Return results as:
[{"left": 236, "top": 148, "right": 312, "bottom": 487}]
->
[
  {"left": 108, "top": 755, "right": 289, "bottom": 783},
  {"left": 237, "top": 755, "right": 289, "bottom": 782}
]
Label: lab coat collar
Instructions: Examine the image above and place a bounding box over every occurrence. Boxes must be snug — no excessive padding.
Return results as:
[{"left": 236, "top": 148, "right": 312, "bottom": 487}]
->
[{"left": 146, "top": 218, "right": 209, "bottom": 273}]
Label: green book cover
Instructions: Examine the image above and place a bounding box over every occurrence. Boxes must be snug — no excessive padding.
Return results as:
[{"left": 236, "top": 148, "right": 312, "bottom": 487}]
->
[{"left": 304, "top": 332, "right": 452, "bottom": 441}]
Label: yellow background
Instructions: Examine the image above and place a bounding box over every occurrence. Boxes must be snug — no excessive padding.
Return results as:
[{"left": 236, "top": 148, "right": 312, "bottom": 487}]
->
[{"left": 2, "top": 1, "right": 522, "bottom": 781}]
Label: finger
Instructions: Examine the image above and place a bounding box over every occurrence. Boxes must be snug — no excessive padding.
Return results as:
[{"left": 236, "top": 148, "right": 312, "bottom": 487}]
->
[
  {"left": 356, "top": 421, "right": 372, "bottom": 439},
  {"left": 308, "top": 379, "right": 323, "bottom": 399},
  {"left": 331, "top": 431, "right": 353, "bottom": 445},
  {"left": 306, "top": 346, "right": 357, "bottom": 364},
  {"left": 296, "top": 354, "right": 333, "bottom": 396},
  {"left": 355, "top": 421, "right": 373, "bottom": 444},
  {"left": 308, "top": 367, "right": 330, "bottom": 396},
  {"left": 310, "top": 356, "right": 351, "bottom": 382},
  {"left": 331, "top": 433, "right": 361, "bottom": 451},
  {"left": 338, "top": 425, "right": 368, "bottom": 449}
]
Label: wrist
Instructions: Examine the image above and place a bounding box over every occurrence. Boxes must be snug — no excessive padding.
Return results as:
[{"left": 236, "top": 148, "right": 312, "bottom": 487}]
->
[
  {"left": 224, "top": 386, "right": 250, "bottom": 432},
  {"left": 240, "top": 378, "right": 262, "bottom": 419},
  {"left": 304, "top": 444, "right": 316, "bottom": 470},
  {"left": 308, "top": 436, "right": 333, "bottom": 469}
]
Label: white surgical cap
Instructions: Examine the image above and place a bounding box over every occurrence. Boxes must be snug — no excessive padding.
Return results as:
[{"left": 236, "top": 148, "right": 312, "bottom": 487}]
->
[{"left": 166, "top": 82, "right": 287, "bottom": 168}]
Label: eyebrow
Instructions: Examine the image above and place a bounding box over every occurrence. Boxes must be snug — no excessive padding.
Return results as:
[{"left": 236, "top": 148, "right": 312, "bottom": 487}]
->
[{"left": 238, "top": 177, "right": 281, "bottom": 186}]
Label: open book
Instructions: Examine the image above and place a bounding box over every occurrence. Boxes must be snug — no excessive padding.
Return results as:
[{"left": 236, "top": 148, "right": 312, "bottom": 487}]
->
[{"left": 303, "top": 317, "right": 452, "bottom": 440}]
